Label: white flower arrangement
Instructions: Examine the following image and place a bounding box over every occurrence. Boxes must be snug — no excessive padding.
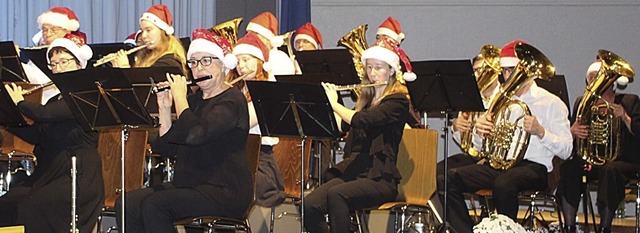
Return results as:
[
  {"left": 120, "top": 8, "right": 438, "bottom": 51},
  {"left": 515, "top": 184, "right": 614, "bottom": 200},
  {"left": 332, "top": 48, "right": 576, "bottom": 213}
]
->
[{"left": 473, "top": 213, "right": 527, "bottom": 233}]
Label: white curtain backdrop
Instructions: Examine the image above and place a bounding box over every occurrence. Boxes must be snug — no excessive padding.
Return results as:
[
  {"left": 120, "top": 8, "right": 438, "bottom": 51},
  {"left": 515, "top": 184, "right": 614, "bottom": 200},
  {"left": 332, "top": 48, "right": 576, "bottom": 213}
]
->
[{"left": 0, "top": 0, "right": 216, "bottom": 47}]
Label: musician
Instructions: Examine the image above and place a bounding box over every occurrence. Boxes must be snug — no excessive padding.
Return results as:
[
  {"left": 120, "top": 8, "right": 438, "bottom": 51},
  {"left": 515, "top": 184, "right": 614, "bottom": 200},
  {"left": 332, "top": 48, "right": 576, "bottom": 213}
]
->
[
  {"left": 445, "top": 40, "right": 572, "bottom": 232},
  {"left": 123, "top": 30, "right": 142, "bottom": 47},
  {"left": 436, "top": 51, "right": 501, "bottom": 188},
  {"left": 230, "top": 32, "right": 287, "bottom": 207},
  {"left": 0, "top": 32, "right": 104, "bottom": 233},
  {"left": 245, "top": 12, "right": 296, "bottom": 75},
  {"left": 31, "top": 7, "right": 81, "bottom": 46},
  {"left": 115, "top": 29, "right": 251, "bottom": 233},
  {"left": 110, "top": 4, "right": 187, "bottom": 74},
  {"left": 376, "top": 17, "right": 404, "bottom": 46},
  {"left": 557, "top": 60, "right": 640, "bottom": 233},
  {"left": 294, "top": 22, "right": 323, "bottom": 51},
  {"left": 304, "top": 37, "right": 413, "bottom": 233}
]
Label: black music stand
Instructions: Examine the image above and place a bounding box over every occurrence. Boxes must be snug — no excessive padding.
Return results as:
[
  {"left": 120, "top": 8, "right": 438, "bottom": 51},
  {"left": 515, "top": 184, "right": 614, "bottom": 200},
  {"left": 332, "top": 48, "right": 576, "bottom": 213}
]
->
[
  {"left": 247, "top": 81, "right": 339, "bottom": 233},
  {"left": 50, "top": 68, "right": 156, "bottom": 233},
  {"left": 295, "top": 49, "right": 360, "bottom": 85},
  {"left": 20, "top": 46, "right": 52, "bottom": 78},
  {"left": 0, "top": 41, "right": 30, "bottom": 83},
  {"left": 116, "top": 66, "right": 183, "bottom": 115},
  {"left": 406, "top": 60, "right": 484, "bottom": 233}
]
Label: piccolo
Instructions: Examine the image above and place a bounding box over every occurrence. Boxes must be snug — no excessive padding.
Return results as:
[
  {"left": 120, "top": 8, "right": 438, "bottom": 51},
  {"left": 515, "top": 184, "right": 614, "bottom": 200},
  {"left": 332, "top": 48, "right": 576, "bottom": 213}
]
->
[
  {"left": 152, "top": 75, "right": 213, "bottom": 94},
  {"left": 22, "top": 81, "right": 55, "bottom": 95},
  {"left": 93, "top": 42, "right": 153, "bottom": 67},
  {"left": 335, "top": 82, "right": 387, "bottom": 91}
]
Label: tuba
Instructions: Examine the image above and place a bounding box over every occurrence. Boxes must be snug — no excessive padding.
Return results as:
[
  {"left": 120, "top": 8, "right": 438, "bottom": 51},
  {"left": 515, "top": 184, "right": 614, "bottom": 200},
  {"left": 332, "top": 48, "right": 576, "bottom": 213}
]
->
[
  {"left": 337, "top": 24, "right": 369, "bottom": 80},
  {"left": 575, "top": 50, "right": 635, "bottom": 165},
  {"left": 460, "top": 44, "right": 501, "bottom": 157},
  {"left": 209, "top": 18, "right": 242, "bottom": 45},
  {"left": 480, "top": 43, "right": 556, "bottom": 170}
]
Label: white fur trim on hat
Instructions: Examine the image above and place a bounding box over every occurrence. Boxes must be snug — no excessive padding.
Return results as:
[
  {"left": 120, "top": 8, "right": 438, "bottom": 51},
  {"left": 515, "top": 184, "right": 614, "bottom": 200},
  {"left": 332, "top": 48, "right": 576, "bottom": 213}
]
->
[
  {"left": 140, "top": 12, "right": 174, "bottom": 35},
  {"left": 377, "top": 27, "right": 404, "bottom": 44},
  {"left": 500, "top": 57, "right": 519, "bottom": 67},
  {"left": 233, "top": 44, "right": 265, "bottom": 62},
  {"left": 586, "top": 61, "right": 602, "bottom": 79},
  {"left": 188, "top": 39, "right": 237, "bottom": 70},
  {"left": 47, "top": 38, "right": 93, "bottom": 68},
  {"left": 403, "top": 72, "right": 417, "bottom": 82},
  {"left": 37, "top": 11, "right": 80, "bottom": 31},
  {"left": 294, "top": 34, "right": 318, "bottom": 50},
  {"left": 616, "top": 76, "right": 629, "bottom": 86},
  {"left": 361, "top": 46, "right": 400, "bottom": 72},
  {"left": 246, "top": 22, "right": 284, "bottom": 47}
]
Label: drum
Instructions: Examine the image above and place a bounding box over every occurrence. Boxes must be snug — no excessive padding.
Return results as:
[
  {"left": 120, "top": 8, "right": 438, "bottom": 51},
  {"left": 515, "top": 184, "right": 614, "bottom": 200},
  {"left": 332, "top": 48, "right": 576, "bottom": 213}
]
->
[{"left": 0, "top": 149, "right": 37, "bottom": 196}]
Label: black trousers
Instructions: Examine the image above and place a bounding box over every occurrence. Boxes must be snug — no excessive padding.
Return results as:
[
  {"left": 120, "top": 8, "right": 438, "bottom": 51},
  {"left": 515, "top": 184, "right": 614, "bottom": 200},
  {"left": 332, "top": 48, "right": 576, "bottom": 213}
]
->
[
  {"left": 446, "top": 161, "right": 547, "bottom": 233},
  {"left": 436, "top": 153, "right": 479, "bottom": 193},
  {"left": 115, "top": 183, "right": 239, "bottom": 233},
  {"left": 556, "top": 157, "right": 639, "bottom": 224},
  {"left": 304, "top": 177, "right": 397, "bottom": 233}
]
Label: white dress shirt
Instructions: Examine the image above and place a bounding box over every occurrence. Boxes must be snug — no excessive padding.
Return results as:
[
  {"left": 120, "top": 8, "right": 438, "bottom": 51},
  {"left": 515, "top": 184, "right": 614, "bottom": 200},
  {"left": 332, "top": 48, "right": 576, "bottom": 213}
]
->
[{"left": 472, "top": 82, "right": 572, "bottom": 172}]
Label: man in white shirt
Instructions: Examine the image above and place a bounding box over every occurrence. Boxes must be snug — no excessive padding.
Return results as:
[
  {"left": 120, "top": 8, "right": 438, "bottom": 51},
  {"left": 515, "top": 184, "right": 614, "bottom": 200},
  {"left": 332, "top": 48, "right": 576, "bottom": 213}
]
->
[{"left": 444, "top": 40, "right": 572, "bottom": 232}]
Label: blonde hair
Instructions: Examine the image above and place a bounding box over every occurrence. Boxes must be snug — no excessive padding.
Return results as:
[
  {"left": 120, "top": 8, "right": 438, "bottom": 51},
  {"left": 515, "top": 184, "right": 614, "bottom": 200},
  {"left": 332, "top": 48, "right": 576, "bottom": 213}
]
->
[
  {"left": 355, "top": 67, "right": 409, "bottom": 111},
  {"left": 134, "top": 33, "right": 187, "bottom": 75}
]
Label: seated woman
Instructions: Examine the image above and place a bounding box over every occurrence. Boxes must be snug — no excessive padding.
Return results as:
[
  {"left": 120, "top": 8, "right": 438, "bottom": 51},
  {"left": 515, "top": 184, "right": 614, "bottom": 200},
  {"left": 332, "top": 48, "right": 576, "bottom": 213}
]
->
[
  {"left": 304, "top": 37, "right": 413, "bottom": 233},
  {"left": 115, "top": 29, "right": 251, "bottom": 233},
  {"left": 111, "top": 4, "right": 186, "bottom": 74},
  {"left": 0, "top": 32, "right": 104, "bottom": 233}
]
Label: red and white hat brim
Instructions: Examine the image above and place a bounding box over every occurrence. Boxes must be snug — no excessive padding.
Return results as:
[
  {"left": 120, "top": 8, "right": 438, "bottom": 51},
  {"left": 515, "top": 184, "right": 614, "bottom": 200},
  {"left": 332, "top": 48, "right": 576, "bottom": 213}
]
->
[
  {"left": 500, "top": 57, "right": 519, "bottom": 68},
  {"left": 361, "top": 46, "right": 400, "bottom": 72},
  {"left": 37, "top": 11, "right": 80, "bottom": 31},
  {"left": 140, "top": 12, "right": 174, "bottom": 35},
  {"left": 377, "top": 27, "right": 404, "bottom": 44},
  {"left": 246, "top": 22, "right": 283, "bottom": 48},
  {"left": 294, "top": 34, "right": 318, "bottom": 50},
  {"left": 188, "top": 39, "right": 237, "bottom": 70},
  {"left": 47, "top": 38, "right": 93, "bottom": 68}
]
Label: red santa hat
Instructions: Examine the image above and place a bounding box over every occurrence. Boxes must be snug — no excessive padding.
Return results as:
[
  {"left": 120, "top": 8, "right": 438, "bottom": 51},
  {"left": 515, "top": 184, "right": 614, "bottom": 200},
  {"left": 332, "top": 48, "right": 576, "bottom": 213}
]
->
[
  {"left": 47, "top": 31, "right": 93, "bottom": 69},
  {"left": 123, "top": 30, "right": 141, "bottom": 46},
  {"left": 32, "top": 7, "right": 81, "bottom": 45},
  {"left": 377, "top": 17, "right": 404, "bottom": 45},
  {"left": 246, "top": 12, "right": 283, "bottom": 48},
  {"left": 187, "top": 29, "right": 238, "bottom": 70},
  {"left": 361, "top": 37, "right": 416, "bottom": 82},
  {"left": 140, "top": 5, "right": 174, "bottom": 35},
  {"left": 586, "top": 59, "right": 629, "bottom": 86},
  {"left": 37, "top": 7, "right": 80, "bottom": 31},
  {"left": 233, "top": 32, "right": 272, "bottom": 71},
  {"left": 499, "top": 40, "right": 528, "bottom": 67},
  {"left": 294, "top": 22, "right": 323, "bottom": 50}
]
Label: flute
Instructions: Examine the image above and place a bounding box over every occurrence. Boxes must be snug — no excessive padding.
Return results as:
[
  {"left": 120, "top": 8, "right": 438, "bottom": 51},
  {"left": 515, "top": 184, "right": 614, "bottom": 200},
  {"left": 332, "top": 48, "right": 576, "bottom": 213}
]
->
[
  {"left": 224, "top": 70, "right": 256, "bottom": 86},
  {"left": 152, "top": 75, "right": 213, "bottom": 94},
  {"left": 334, "top": 82, "right": 387, "bottom": 91},
  {"left": 22, "top": 81, "right": 55, "bottom": 95},
  {"left": 93, "top": 42, "right": 153, "bottom": 67}
]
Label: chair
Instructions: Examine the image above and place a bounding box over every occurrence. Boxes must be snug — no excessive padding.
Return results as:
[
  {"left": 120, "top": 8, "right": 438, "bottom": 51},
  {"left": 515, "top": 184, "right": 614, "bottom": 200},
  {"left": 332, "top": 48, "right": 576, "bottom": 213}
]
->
[
  {"left": 467, "top": 157, "right": 566, "bottom": 233},
  {"left": 355, "top": 128, "right": 439, "bottom": 232},
  {"left": 96, "top": 129, "right": 148, "bottom": 232},
  {"left": 268, "top": 137, "right": 313, "bottom": 233},
  {"left": 173, "top": 134, "right": 262, "bottom": 233}
]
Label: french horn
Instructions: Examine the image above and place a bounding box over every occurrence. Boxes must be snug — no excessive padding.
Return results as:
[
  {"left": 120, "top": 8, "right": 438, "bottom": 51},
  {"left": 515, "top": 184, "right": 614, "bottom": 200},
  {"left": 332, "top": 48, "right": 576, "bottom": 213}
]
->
[{"left": 209, "top": 17, "right": 242, "bottom": 45}]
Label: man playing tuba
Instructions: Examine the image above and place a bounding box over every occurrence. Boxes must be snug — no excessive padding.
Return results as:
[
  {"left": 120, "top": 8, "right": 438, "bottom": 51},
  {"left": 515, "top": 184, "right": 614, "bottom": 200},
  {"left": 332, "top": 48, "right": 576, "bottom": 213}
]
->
[
  {"left": 556, "top": 58, "right": 639, "bottom": 233},
  {"left": 445, "top": 40, "right": 572, "bottom": 232}
]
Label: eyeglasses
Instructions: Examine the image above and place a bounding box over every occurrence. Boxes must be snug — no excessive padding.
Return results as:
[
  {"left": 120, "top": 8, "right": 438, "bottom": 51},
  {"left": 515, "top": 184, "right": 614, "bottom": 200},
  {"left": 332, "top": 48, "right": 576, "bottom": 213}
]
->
[
  {"left": 42, "top": 26, "right": 64, "bottom": 35},
  {"left": 48, "top": 58, "right": 76, "bottom": 70},
  {"left": 187, "top": 56, "right": 217, "bottom": 68}
]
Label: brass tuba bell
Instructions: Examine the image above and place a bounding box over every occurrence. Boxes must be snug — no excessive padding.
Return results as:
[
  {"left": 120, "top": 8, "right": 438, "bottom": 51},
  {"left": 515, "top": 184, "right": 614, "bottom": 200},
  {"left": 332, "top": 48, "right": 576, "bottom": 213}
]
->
[
  {"left": 460, "top": 44, "right": 501, "bottom": 157},
  {"left": 209, "top": 18, "right": 243, "bottom": 45},
  {"left": 337, "top": 24, "right": 369, "bottom": 80},
  {"left": 575, "top": 50, "right": 634, "bottom": 165},
  {"left": 480, "top": 43, "right": 556, "bottom": 170}
]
